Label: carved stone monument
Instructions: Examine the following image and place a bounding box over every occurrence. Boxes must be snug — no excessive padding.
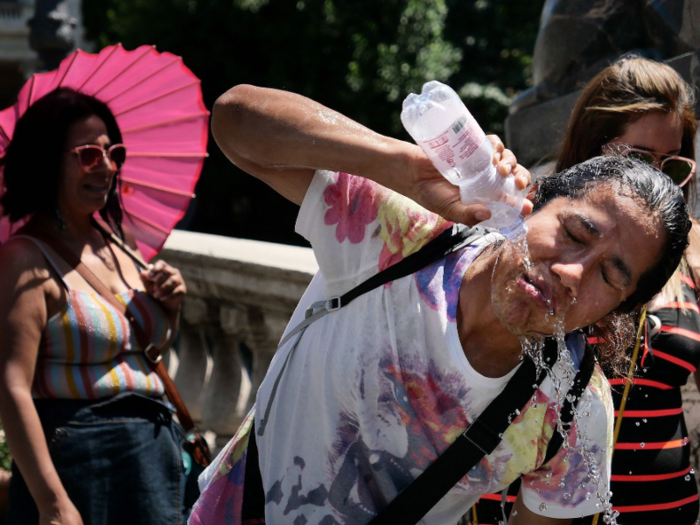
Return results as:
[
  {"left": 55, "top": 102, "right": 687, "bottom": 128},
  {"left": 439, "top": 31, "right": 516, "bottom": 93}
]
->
[
  {"left": 506, "top": 0, "right": 700, "bottom": 169},
  {"left": 28, "top": 0, "right": 75, "bottom": 71}
]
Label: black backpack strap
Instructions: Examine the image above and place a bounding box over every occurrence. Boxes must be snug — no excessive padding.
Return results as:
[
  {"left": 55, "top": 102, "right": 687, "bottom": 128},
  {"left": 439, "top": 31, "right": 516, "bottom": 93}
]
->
[
  {"left": 370, "top": 340, "right": 559, "bottom": 525},
  {"left": 276, "top": 224, "right": 489, "bottom": 348},
  {"left": 259, "top": 224, "right": 490, "bottom": 436},
  {"left": 542, "top": 345, "right": 597, "bottom": 465},
  {"left": 338, "top": 224, "right": 488, "bottom": 307}
]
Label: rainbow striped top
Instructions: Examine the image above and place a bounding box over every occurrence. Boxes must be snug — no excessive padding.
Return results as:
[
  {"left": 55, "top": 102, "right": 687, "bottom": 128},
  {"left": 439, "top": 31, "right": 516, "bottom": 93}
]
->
[{"left": 19, "top": 236, "right": 169, "bottom": 400}]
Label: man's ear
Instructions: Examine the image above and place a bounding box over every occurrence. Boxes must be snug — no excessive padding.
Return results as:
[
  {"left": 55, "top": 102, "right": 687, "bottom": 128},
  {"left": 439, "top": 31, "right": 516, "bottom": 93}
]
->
[{"left": 526, "top": 182, "right": 539, "bottom": 204}]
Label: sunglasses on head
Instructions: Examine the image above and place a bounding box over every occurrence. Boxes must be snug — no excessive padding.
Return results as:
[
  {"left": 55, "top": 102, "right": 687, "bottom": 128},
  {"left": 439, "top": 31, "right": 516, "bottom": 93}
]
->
[
  {"left": 68, "top": 144, "right": 127, "bottom": 172},
  {"left": 620, "top": 146, "right": 696, "bottom": 188}
]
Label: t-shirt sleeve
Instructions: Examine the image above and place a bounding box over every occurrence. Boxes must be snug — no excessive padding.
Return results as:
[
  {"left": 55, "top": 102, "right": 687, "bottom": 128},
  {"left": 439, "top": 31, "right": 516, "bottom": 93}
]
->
[
  {"left": 519, "top": 367, "right": 614, "bottom": 519},
  {"left": 295, "top": 170, "right": 451, "bottom": 296}
]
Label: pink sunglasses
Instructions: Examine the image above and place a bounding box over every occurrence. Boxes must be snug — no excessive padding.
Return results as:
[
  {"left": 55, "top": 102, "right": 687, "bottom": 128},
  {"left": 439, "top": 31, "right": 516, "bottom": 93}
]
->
[
  {"left": 68, "top": 144, "right": 127, "bottom": 172},
  {"left": 620, "top": 146, "right": 696, "bottom": 188}
]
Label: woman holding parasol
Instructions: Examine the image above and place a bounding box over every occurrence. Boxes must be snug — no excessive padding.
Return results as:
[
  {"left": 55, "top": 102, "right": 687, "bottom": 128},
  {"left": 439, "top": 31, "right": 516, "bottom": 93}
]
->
[{"left": 0, "top": 45, "right": 207, "bottom": 525}]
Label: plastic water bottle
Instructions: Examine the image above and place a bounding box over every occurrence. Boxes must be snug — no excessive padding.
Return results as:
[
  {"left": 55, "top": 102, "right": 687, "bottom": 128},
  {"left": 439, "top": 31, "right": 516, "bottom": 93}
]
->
[{"left": 401, "top": 81, "right": 527, "bottom": 241}]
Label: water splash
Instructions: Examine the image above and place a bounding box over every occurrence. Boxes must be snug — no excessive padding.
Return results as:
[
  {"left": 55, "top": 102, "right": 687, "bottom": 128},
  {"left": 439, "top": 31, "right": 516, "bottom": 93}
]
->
[{"left": 491, "top": 228, "right": 618, "bottom": 523}]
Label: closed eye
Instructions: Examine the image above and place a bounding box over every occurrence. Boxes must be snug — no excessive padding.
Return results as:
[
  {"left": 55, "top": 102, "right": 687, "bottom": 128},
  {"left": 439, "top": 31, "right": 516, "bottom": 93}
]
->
[{"left": 564, "top": 226, "right": 583, "bottom": 244}]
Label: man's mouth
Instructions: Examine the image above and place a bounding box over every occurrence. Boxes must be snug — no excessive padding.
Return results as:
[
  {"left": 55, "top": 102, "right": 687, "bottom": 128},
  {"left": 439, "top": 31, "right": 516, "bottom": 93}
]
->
[{"left": 517, "top": 272, "right": 555, "bottom": 313}]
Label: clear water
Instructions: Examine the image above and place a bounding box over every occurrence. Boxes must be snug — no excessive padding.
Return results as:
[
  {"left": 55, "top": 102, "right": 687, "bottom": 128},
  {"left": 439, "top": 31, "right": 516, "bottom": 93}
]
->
[{"left": 495, "top": 236, "right": 617, "bottom": 524}]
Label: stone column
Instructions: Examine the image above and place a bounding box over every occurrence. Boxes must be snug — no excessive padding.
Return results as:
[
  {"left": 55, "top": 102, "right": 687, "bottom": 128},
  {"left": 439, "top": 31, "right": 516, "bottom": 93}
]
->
[
  {"left": 200, "top": 305, "right": 249, "bottom": 452},
  {"left": 244, "top": 307, "right": 290, "bottom": 417},
  {"left": 174, "top": 297, "right": 212, "bottom": 425}
]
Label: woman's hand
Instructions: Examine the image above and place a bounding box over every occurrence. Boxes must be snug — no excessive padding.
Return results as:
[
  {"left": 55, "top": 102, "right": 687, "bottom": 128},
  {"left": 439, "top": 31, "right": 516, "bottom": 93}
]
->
[
  {"left": 403, "top": 134, "right": 532, "bottom": 226},
  {"left": 140, "top": 260, "right": 187, "bottom": 312},
  {"left": 39, "top": 496, "right": 83, "bottom": 525}
]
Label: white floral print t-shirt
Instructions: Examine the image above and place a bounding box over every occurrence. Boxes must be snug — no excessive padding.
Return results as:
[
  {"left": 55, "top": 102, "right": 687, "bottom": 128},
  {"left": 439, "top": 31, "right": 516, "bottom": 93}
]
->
[{"left": 192, "top": 170, "right": 614, "bottom": 525}]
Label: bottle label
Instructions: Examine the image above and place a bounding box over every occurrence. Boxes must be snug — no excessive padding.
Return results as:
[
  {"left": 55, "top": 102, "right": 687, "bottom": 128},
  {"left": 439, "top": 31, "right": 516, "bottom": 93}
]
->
[{"left": 418, "top": 112, "right": 485, "bottom": 174}]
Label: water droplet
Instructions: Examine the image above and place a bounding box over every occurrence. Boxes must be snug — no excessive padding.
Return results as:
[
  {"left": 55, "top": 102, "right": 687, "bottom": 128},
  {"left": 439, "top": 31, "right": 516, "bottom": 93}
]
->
[
  {"left": 629, "top": 471, "right": 633, "bottom": 475},
  {"left": 558, "top": 482, "right": 565, "bottom": 488},
  {"left": 571, "top": 296, "right": 578, "bottom": 304},
  {"left": 691, "top": 469, "right": 695, "bottom": 475},
  {"left": 640, "top": 442, "right": 645, "bottom": 448},
  {"left": 512, "top": 511, "right": 518, "bottom": 516},
  {"left": 635, "top": 422, "right": 640, "bottom": 426},
  {"left": 642, "top": 418, "right": 647, "bottom": 423},
  {"left": 514, "top": 409, "right": 521, "bottom": 416},
  {"left": 686, "top": 475, "right": 691, "bottom": 481},
  {"left": 564, "top": 493, "right": 572, "bottom": 500},
  {"left": 546, "top": 472, "right": 552, "bottom": 478},
  {"left": 539, "top": 503, "right": 547, "bottom": 511}
]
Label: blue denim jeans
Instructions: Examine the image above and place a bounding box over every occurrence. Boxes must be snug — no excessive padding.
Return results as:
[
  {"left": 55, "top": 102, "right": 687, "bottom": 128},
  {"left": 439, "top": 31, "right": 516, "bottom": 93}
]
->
[{"left": 6, "top": 392, "right": 188, "bottom": 525}]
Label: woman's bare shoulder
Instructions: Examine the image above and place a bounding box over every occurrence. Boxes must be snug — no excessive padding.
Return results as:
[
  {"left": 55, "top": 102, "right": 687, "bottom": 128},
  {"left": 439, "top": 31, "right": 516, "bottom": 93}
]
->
[{"left": 0, "top": 236, "right": 54, "bottom": 288}]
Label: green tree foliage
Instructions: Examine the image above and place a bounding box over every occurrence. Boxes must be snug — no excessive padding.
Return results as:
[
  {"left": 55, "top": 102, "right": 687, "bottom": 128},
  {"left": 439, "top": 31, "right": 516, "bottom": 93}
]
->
[
  {"left": 82, "top": 0, "right": 541, "bottom": 244},
  {"left": 444, "top": 0, "right": 544, "bottom": 135}
]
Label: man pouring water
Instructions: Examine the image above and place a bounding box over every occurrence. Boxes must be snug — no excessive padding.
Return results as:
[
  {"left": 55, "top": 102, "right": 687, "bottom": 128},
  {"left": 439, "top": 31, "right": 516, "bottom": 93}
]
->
[{"left": 190, "top": 82, "right": 691, "bottom": 525}]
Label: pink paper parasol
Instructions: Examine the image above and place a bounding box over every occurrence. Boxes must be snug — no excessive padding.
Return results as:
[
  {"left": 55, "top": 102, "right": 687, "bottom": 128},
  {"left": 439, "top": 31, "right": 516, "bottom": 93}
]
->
[{"left": 0, "top": 43, "right": 209, "bottom": 261}]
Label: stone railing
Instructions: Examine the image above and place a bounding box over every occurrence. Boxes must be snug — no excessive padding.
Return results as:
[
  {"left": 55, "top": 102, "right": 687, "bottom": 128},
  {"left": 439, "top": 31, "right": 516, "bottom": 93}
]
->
[
  {"left": 157, "top": 230, "right": 317, "bottom": 451},
  {"left": 159, "top": 230, "right": 700, "bottom": 470}
]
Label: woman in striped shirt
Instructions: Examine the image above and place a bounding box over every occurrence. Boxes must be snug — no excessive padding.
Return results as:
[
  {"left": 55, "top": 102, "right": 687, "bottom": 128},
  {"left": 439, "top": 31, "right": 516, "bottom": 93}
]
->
[
  {"left": 475, "top": 56, "right": 700, "bottom": 524},
  {"left": 0, "top": 88, "right": 188, "bottom": 524}
]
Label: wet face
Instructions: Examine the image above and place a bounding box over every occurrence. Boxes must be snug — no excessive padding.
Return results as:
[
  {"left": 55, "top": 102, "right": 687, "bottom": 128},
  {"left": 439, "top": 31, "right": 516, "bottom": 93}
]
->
[
  {"left": 491, "top": 184, "right": 664, "bottom": 336},
  {"left": 57, "top": 115, "right": 116, "bottom": 217}
]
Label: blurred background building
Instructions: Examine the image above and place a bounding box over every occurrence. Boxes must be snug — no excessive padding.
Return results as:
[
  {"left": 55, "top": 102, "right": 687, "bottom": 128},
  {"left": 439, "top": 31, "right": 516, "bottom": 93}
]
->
[{"left": 0, "top": 0, "right": 89, "bottom": 108}]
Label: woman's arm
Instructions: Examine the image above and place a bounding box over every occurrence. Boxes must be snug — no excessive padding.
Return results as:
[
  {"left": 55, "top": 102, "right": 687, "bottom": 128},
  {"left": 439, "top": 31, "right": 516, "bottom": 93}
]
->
[
  {"left": 0, "top": 240, "right": 82, "bottom": 524},
  {"left": 211, "top": 84, "right": 531, "bottom": 225}
]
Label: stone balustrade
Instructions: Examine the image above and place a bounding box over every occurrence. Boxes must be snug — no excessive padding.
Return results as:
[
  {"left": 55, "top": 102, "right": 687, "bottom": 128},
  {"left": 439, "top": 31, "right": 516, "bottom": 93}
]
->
[
  {"left": 157, "top": 229, "right": 317, "bottom": 451},
  {"left": 158, "top": 230, "right": 700, "bottom": 472}
]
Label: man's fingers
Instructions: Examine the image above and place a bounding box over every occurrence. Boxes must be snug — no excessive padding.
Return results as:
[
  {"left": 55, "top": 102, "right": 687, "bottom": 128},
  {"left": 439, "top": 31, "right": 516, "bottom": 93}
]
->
[
  {"left": 512, "top": 164, "right": 531, "bottom": 190},
  {"left": 487, "top": 134, "right": 505, "bottom": 154},
  {"left": 453, "top": 203, "right": 491, "bottom": 227}
]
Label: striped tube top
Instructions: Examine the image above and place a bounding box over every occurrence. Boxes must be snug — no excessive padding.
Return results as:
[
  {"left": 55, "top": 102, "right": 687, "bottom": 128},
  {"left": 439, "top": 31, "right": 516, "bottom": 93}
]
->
[{"left": 17, "top": 235, "right": 170, "bottom": 400}]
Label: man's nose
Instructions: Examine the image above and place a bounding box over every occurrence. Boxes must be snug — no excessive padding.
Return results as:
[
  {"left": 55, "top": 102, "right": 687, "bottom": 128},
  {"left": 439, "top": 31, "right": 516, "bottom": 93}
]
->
[{"left": 551, "top": 261, "right": 584, "bottom": 298}]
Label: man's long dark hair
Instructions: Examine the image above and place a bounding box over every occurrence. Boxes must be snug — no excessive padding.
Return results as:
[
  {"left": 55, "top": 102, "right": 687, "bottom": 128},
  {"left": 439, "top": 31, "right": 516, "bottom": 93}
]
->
[{"left": 1, "top": 87, "right": 124, "bottom": 238}]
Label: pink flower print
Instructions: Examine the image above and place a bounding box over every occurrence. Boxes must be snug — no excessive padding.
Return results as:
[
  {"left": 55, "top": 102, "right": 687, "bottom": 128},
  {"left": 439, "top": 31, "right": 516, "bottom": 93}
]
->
[{"left": 323, "top": 172, "right": 386, "bottom": 244}]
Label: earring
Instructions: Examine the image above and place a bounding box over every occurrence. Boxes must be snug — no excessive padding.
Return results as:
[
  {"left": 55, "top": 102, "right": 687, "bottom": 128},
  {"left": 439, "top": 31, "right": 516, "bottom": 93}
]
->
[{"left": 53, "top": 205, "right": 67, "bottom": 232}]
